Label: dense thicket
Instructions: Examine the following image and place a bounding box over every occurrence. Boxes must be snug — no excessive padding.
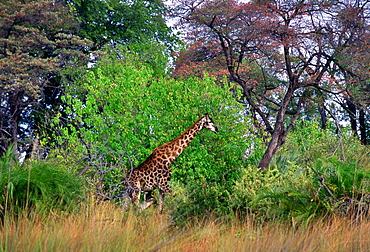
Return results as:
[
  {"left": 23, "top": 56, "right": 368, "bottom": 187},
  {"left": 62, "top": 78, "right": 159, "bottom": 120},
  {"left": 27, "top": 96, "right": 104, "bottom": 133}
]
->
[
  {"left": 0, "top": 0, "right": 178, "bottom": 158},
  {"left": 45, "top": 50, "right": 369, "bottom": 222},
  {"left": 0, "top": 0, "right": 369, "bottom": 223},
  {"left": 49, "top": 51, "right": 250, "bottom": 211}
]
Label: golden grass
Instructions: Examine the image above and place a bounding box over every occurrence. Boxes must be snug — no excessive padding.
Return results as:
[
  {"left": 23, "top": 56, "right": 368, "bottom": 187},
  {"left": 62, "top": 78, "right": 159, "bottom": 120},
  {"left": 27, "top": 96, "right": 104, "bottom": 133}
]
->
[{"left": 1, "top": 201, "right": 370, "bottom": 252}]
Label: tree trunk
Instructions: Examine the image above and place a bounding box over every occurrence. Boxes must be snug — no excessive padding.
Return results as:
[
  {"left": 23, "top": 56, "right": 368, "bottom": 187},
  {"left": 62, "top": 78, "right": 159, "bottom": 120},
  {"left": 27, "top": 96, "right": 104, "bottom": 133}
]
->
[
  {"left": 30, "top": 137, "right": 39, "bottom": 160},
  {"left": 8, "top": 92, "right": 23, "bottom": 157},
  {"left": 347, "top": 99, "right": 358, "bottom": 137},
  {"left": 258, "top": 123, "right": 285, "bottom": 170},
  {"left": 10, "top": 118, "right": 18, "bottom": 155},
  {"left": 318, "top": 105, "right": 327, "bottom": 130},
  {"left": 359, "top": 109, "right": 367, "bottom": 145},
  {"left": 258, "top": 85, "right": 297, "bottom": 170}
]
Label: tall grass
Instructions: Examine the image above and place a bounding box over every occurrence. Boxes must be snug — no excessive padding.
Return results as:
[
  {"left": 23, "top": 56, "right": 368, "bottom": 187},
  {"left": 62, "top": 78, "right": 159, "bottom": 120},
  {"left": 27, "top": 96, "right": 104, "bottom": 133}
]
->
[
  {"left": 0, "top": 157, "right": 85, "bottom": 219},
  {"left": 1, "top": 200, "right": 369, "bottom": 252}
]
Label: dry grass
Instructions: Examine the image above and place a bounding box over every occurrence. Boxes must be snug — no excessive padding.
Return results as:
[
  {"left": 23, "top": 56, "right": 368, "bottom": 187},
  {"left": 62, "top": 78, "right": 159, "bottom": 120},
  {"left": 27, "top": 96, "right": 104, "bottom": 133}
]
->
[{"left": 1, "top": 201, "right": 370, "bottom": 252}]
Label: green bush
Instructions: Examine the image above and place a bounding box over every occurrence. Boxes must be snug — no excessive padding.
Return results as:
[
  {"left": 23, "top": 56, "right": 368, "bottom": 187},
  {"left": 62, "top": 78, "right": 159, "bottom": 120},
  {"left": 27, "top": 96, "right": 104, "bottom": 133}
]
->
[
  {"left": 168, "top": 169, "right": 238, "bottom": 222},
  {"left": 232, "top": 120, "right": 370, "bottom": 224},
  {"left": 0, "top": 153, "right": 86, "bottom": 218},
  {"left": 48, "top": 50, "right": 369, "bottom": 224},
  {"left": 285, "top": 120, "right": 370, "bottom": 203},
  {"left": 232, "top": 164, "right": 316, "bottom": 223},
  {"left": 51, "top": 52, "right": 251, "bottom": 211}
]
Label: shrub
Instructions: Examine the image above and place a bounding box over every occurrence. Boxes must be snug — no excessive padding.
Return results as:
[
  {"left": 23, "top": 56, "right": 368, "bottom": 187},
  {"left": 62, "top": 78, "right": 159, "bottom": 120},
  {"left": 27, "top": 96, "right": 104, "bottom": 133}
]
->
[
  {"left": 51, "top": 52, "right": 251, "bottom": 210},
  {"left": 232, "top": 120, "right": 370, "bottom": 224},
  {"left": 0, "top": 153, "right": 86, "bottom": 218},
  {"left": 168, "top": 171, "right": 238, "bottom": 223},
  {"left": 232, "top": 163, "right": 317, "bottom": 224}
]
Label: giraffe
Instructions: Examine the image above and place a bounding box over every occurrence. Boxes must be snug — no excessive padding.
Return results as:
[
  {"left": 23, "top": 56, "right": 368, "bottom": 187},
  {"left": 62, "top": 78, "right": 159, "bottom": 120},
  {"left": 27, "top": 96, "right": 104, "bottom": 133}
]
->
[{"left": 123, "top": 113, "right": 218, "bottom": 213}]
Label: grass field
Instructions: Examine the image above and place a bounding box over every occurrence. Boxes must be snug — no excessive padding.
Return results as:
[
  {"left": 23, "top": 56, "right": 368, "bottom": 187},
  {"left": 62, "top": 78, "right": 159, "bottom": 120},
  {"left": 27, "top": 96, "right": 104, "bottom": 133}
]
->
[{"left": 1, "top": 201, "right": 369, "bottom": 252}]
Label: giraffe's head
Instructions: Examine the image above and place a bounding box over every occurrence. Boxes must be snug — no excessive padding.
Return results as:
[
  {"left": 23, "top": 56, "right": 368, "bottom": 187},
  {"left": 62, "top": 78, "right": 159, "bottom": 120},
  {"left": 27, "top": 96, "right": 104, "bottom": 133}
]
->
[{"left": 202, "top": 113, "right": 218, "bottom": 133}]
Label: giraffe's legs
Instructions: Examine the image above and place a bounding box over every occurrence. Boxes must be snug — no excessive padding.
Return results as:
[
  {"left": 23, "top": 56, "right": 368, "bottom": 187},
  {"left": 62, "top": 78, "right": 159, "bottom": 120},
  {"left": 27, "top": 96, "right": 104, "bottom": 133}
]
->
[
  {"left": 141, "top": 198, "right": 156, "bottom": 211},
  {"left": 158, "top": 190, "right": 165, "bottom": 214},
  {"left": 123, "top": 189, "right": 141, "bottom": 211},
  {"left": 140, "top": 190, "right": 156, "bottom": 210},
  {"left": 125, "top": 189, "right": 156, "bottom": 211},
  {"left": 125, "top": 186, "right": 172, "bottom": 213},
  {"left": 143, "top": 191, "right": 151, "bottom": 202},
  {"left": 158, "top": 181, "right": 174, "bottom": 213}
]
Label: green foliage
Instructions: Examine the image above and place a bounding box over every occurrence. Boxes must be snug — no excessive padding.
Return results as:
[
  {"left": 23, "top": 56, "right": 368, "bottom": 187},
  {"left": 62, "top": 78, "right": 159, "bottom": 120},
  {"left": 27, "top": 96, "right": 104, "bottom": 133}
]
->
[
  {"left": 69, "top": 0, "right": 179, "bottom": 51},
  {"left": 232, "top": 164, "right": 316, "bottom": 223},
  {"left": 51, "top": 52, "right": 250, "bottom": 214},
  {"left": 0, "top": 151, "right": 86, "bottom": 218},
  {"left": 232, "top": 120, "right": 370, "bottom": 224},
  {"left": 312, "top": 158, "right": 368, "bottom": 198},
  {"left": 100, "top": 43, "right": 173, "bottom": 78},
  {"left": 0, "top": 0, "right": 92, "bottom": 156},
  {"left": 168, "top": 172, "right": 236, "bottom": 222},
  {"left": 50, "top": 49, "right": 369, "bottom": 224}
]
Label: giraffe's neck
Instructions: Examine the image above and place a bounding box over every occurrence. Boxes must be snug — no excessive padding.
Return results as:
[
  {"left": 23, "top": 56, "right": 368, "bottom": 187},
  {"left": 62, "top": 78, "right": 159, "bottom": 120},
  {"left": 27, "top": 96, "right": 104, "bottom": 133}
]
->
[{"left": 157, "top": 117, "right": 205, "bottom": 162}]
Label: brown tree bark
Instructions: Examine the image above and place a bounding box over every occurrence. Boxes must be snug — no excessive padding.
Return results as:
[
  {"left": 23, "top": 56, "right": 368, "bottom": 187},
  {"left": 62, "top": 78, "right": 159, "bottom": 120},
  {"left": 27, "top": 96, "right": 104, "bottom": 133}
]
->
[{"left": 258, "top": 83, "right": 301, "bottom": 170}]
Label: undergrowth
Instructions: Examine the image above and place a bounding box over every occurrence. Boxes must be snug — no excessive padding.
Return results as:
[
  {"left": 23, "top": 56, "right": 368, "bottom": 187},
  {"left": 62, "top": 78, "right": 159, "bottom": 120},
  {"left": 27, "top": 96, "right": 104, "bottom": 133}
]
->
[
  {"left": 167, "top": 120, "right": 370, "bottom": 225},
  {"left": 0, "top": 148, "right": 87, "bottom": 220}
]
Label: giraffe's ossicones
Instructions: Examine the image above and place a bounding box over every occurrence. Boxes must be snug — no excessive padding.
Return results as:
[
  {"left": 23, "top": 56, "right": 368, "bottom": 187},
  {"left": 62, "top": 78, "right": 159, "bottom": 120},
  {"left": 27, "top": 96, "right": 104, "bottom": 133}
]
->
[{"left": 123, "top": 113, "right": 218, "bottom": 213}]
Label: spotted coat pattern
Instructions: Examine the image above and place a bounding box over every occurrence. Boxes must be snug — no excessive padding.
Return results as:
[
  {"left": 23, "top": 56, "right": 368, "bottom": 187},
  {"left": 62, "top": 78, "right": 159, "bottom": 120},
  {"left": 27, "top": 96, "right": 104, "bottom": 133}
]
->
[{"left": 123, "top": 114, "right": 218, "bottom": 213}]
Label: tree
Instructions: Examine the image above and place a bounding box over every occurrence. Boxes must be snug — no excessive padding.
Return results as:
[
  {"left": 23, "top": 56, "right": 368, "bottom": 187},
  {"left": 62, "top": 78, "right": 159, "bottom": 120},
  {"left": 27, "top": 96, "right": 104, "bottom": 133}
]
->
[
  {"left": 67, "top": 0, "right": 179, "bottom": 51},
  {"left": 0, "top": 0, "right": 183, "bottom": 159},
  {"left": 325, "top": 0, "right": 370, "bottom": 145},
  {"left": 0, "top": 0, "right": 91, "bottom": 157},
  {"left": 172, "top": 42, "right": 229, "bottom": 80},
  {"left": 171, "top": 0, "right": 370, "bottom": 169},
  {"left": 51, "top": 51, "right": 250, "bottom": 207}
]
